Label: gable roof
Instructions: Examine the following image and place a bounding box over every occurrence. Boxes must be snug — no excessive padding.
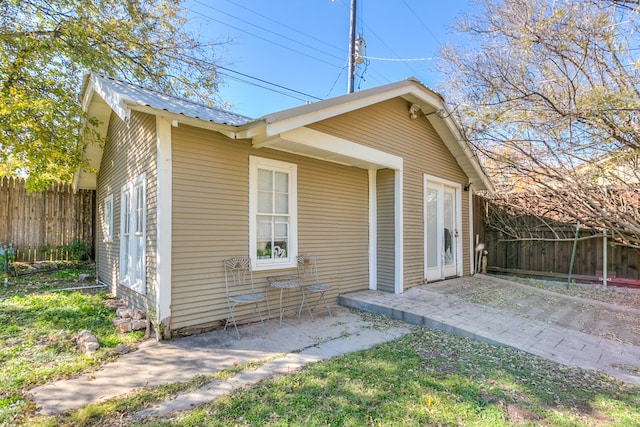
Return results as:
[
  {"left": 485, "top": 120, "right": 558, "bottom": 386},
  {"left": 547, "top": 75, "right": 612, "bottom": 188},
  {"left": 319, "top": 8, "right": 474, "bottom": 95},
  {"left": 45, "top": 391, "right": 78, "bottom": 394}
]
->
[
  {"left": 81, "top": 74, "right": 254, "bottom": 126},
  {"left": 74, "top": 73, "right": 493, "bottom": 192}
]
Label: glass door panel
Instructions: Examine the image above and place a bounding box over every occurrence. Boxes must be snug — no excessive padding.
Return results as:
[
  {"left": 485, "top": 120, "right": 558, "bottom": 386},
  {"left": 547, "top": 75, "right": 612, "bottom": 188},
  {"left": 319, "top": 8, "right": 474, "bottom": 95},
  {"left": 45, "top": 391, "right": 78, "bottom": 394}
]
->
[{"left": 425, "top": 181, "right": 460, "bottom": 282}]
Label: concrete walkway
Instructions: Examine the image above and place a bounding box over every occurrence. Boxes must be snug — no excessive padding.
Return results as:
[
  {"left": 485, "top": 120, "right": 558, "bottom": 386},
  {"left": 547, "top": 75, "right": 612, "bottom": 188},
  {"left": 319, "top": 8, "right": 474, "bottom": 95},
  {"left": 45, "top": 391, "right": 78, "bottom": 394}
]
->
[
  {"left": 340, "top": 274, "right": 640, "bottom": 386},
  {"left": 30, "top": 307, "right": 411, "bottom": 416},
  {"left": 30, "top": 274, "right": 640, "bottom": 418}
]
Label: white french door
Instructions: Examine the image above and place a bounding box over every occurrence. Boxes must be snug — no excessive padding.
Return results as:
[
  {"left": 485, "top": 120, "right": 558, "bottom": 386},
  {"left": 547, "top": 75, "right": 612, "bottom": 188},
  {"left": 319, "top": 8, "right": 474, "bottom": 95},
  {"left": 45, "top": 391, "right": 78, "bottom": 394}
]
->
[{"left": 424, "top": 177, "right": 461, "bottom": 282}]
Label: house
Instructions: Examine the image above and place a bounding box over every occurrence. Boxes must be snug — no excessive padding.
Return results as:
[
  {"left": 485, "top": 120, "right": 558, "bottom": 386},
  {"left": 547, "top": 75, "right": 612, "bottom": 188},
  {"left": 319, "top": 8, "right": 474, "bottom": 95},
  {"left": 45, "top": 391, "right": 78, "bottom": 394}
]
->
[{"left": 74, "top": 73, "right": 493, "bottom": 337}]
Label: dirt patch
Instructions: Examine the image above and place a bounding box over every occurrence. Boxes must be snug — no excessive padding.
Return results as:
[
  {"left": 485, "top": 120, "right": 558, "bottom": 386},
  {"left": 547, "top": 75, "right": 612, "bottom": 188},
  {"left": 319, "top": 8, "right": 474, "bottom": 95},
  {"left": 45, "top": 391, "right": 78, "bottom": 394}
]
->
[{"left": 427, "top": 275, "right": 640, "bottom": 346}]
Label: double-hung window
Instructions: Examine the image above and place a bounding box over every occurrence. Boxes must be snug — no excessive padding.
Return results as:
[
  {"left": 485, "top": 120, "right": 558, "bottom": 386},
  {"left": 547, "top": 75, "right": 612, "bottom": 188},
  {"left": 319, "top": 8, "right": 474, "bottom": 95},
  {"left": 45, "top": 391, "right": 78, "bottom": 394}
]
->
[
  {"left": 103, "top": 194, "right": 113, "bottom": 242},
  {"left": 120, "top": 174, "right": 146, "bottom": 294},
  {"left": 249, "top": 156, "right": 297, "bottom": 269}
]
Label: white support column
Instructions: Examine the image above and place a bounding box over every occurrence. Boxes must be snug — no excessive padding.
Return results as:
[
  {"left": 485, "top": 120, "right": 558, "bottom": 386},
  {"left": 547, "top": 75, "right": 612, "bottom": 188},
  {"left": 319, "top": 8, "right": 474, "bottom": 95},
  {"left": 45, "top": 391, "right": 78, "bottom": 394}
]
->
[
  {"left": 156, "top": 117, "right": 173, "bottom": 325},
  {"left": 369, "top": 169, "right": 377, "bottom": 290}
]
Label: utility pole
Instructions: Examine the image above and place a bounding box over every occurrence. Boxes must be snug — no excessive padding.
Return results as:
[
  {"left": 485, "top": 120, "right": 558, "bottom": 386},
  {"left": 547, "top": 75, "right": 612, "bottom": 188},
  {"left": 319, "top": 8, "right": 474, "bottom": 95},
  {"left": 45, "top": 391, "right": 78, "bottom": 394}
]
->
[{"left": 347, "top": 0, "right": 357, "bottom": 93}]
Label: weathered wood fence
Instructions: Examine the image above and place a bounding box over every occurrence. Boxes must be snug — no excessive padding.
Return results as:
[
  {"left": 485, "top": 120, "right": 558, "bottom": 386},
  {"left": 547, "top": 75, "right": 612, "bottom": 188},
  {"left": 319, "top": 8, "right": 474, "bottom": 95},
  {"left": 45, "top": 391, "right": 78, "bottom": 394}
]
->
[
  {"left": 473, "top": 195, "right": 640, "bottom": 286},
  {"left": 0, "top": 177, "right": 95, "bottom": 262}
]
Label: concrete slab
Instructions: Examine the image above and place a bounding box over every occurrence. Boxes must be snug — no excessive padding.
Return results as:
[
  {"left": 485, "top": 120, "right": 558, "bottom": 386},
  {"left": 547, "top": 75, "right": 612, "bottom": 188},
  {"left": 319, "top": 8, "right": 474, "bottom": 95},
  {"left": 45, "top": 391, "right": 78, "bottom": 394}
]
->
[
  {"left": 340, "top": 276, "right": 640, "bottom": 387},
  {"left": 29, "top": 273, "right": 640, "bottom": 419},
  {"left": 30, "top": 306, "right": 412, "bottom": 415}
]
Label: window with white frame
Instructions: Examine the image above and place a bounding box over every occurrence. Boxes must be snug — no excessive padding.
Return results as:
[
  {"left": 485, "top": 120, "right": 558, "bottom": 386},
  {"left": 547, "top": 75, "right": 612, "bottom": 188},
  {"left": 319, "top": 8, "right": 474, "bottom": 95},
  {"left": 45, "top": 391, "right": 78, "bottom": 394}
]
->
[
  {"left": 249, "top": 156, "right": 297, "bottom": 269},
  {"left": 119, "top": 174, "right": 146, "bottom": 294},
  {"left": 103, "top": 194, "right": 113, "bottom": 242}
]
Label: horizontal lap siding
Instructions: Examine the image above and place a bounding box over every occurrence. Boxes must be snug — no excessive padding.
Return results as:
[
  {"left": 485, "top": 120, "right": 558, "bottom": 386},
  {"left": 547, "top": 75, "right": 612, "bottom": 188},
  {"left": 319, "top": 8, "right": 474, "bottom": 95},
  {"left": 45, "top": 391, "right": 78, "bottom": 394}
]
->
[
  {"left": 377, "top": 169, "right": 395, "bottom": 292},
  {"left": 97, "top": 111, "right": 158, "bottom": 310},
  {"left": 171, "top": 125, "right": 369, "bottom": 331},
  {"left": 310, "top": 97, "right": 471, "bottom": 288}
]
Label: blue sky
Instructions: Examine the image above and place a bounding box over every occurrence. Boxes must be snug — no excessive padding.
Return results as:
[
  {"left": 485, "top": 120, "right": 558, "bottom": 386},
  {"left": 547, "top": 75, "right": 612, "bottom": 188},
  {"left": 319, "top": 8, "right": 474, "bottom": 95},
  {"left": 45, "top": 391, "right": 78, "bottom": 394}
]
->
[{"left": 183, "top": 0, "right": 474, "bottom": 118}]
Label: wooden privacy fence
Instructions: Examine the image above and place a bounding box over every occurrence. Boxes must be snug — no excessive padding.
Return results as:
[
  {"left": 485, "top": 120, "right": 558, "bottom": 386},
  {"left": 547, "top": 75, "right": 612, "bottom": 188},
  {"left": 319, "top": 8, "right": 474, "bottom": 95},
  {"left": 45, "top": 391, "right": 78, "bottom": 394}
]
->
[
  {"left": 473, "top": 195, "right": 640, "bottom": 286},
  {"left": 0, "top": 177, "right": 95, "bottom": 263}
]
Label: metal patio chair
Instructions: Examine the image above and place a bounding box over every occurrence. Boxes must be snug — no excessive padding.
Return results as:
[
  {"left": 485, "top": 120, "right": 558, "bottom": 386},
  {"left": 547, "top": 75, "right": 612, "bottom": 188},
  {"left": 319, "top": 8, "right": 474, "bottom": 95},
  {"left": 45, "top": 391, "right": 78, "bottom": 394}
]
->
[
  {"left": 223, "top": 257, "right": 266, "bottom": 339},
  {"left": 296, "top": 254, "right": 333, "bottom": 320}
]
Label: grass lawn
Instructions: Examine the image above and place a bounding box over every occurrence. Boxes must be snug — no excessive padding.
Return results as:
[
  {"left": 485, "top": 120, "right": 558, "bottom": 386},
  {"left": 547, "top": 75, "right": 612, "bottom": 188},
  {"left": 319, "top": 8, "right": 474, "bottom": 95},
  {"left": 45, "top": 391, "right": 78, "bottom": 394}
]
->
[
  {"left": 3, "top": 266, "right": 640, "bottom": 426},
  {"left": 0, "top": 263, "right": 145, "bottom": 426},
  {"left": 151, "top": 330, "right": 640, "bottom": 427},
  {"left": 32, "top": 328, "right": 640, "bottom": 427}
]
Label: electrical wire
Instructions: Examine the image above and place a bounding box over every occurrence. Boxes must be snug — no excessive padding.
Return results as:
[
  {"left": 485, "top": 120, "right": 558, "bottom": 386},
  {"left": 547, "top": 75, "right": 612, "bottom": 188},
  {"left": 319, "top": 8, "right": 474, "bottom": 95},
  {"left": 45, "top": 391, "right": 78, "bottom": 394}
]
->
[
  {"left": 399, "top": 0, "right": 442, "bottom": 45},
  {"left": 218, "top": 72, "right": 311, "bottom": 103},
  {"left": 217, "top": 65, "right": 323, "bottom": 101},
  {"left": 165, "top": 51, "right": 325, "bottom": 103},
  {"left": 218, "top": 0, "right": 345, "bottom": 55},
  {"left": 364, "top": 56, "right": 435, "bottom": 61},
  {"left": 190, "top": 0, "right": 345, "bottom": 66}
]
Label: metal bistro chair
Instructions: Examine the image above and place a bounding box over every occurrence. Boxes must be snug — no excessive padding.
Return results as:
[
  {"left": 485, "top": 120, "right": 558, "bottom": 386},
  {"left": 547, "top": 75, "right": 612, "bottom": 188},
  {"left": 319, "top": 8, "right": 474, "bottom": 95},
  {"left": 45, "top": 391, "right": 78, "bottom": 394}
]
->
[
  {"left": 223, "top": 257, "right": 267, "bottom": 339},
  {"left": 297, "top": 254, "right": 333, "bottom": 320}
]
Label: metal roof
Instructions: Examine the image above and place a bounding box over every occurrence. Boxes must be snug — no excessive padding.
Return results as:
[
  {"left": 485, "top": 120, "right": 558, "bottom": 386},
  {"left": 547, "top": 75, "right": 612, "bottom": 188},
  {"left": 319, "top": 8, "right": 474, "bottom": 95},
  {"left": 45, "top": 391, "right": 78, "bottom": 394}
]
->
[{"left": 88, "top": 74, "right": 255, "bottom": 127}]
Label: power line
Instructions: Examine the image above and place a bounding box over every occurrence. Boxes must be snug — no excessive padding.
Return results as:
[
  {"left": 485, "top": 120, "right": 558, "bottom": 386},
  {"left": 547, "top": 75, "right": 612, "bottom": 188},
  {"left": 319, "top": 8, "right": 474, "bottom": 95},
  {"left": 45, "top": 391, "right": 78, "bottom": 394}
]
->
[
  {"left": 219, "top": 0, "right": 344, "bottom": 55},
  {"left": 190, "top": 0, "right": 345, "bottom": 67},
  {"left": 217, "top": 65, "right": 323, "bottom": 101},
  {"left": 166, "top": 51, "right": 325, "bottom": 103},
  {"left": 218, "top": 72, "right": 311, "bottom": 103},
  {"left": 399, "top": 0, "right": 442, "bottom": 45},
  {"left": 365, "top": 56, "right": 435, "bottom": 62}
]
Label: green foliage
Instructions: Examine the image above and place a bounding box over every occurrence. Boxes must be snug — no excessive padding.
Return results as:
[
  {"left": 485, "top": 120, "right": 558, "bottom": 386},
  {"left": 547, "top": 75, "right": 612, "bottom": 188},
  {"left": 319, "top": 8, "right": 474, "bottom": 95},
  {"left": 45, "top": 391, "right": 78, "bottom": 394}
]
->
[
  {"left": 0, "top": 0, "right": 223, "bottom": 191},
  {"left": 155, "top": 331, "right": 640, "bottom": 426},
  {"left": 439, "top": 0, "right": 640, "bottom": 247},
  {"left": 33, "top": 329, "right": 640, "bottom": 426},
  {"left": 0, "top": 264, "right": 144, "bottom": 425},
  {"left": 58, "top": 239, "right": 92, "bottom": 261}
]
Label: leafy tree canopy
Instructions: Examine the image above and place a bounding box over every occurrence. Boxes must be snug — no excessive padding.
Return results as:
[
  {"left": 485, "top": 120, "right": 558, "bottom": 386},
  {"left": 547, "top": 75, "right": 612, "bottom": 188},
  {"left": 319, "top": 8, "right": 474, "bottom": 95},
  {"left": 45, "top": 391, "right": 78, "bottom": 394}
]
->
[
  {"left": 0, "top": 0, "right": 224, "bottom": 190},
  {"left": 440, "top": 0, "right": 640, "bottom": 246}
]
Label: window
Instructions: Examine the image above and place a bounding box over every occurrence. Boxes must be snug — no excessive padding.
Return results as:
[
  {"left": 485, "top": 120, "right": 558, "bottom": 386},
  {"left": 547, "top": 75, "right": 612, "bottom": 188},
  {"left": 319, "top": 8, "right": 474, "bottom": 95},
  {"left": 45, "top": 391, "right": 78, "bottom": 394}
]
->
[
  {"left": 103, "top": 194, "right": 113, "bottom": 242},
  {"left": 120, "top": 174, "right": 146, "bottom": 294},
  {"left": 250, "top": 156, "right": 297, "bottom": 269}
]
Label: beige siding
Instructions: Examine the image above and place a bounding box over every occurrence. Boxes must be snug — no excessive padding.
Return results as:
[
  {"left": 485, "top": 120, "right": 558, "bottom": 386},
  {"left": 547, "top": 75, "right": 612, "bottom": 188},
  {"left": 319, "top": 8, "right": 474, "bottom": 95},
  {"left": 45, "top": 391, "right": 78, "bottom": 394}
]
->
[
  {"left": 376, "top": 169, "right": 395, "bottom": 292},
  {"left": 96, "top": 111, "right": 158, "bottom": 311},
  {"left": 310, "top": 97, "right": 472, "bottom": 288},
  {"left": 171, "top": 125, "right": 369, "bottom": 330}
]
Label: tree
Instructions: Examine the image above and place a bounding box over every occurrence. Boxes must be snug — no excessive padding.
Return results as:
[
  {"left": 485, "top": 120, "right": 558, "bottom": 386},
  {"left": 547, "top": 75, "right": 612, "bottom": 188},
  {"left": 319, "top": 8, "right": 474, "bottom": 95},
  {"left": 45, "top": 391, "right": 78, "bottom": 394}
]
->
[
  {"left": 439, "top": 0, "right": 640, "bottom": 247},
  {"left": 0, "top": 0, "right": 225, "bottom": 190}
]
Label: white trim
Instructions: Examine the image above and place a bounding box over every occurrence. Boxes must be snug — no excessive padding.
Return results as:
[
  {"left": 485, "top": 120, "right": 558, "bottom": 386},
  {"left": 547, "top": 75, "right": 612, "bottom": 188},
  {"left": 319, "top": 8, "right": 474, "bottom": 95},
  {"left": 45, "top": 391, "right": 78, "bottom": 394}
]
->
[
  {"left": 103, "top": 194, "right": 114, "bottom": 243},
  {"left": 119, "top": 173, "right": 146, "bottom": 294},
  {"left": 263, "top": 80, "right": 443, "bottom": 136},
  {"left": 368, "top": 170, "right": 377, "bottom": 290},
  {"left": 423, "top": 174, "right": 463, "bottom": 281},
  {"left": 249, "top": 156, "right": 298, "bottom": 271},
  {"left": 85, "top": 74, "right": 130, "bottom": 122},
  {"left": 156, "top": 117, "right": 172, "bottom": 323},
  {"left": 394, "top": 169, "right": 403, "bottom": 294},
  {"left": 456, "top": 187, "right": 464, "bottom": 277},
  {"left": 264, "top": 127, "right": 403, "bottom": 170}
]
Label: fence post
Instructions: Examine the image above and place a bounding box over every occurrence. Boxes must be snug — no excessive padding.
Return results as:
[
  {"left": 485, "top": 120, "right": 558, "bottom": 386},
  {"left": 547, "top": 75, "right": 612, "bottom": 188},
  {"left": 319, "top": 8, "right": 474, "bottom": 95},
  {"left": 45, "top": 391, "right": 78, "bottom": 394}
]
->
[
  {"left": 601, "top": 230, "right": 608, "bottom": 287},
  {"left": 567, "top": 221, "right": 580, "bottom": 289}
]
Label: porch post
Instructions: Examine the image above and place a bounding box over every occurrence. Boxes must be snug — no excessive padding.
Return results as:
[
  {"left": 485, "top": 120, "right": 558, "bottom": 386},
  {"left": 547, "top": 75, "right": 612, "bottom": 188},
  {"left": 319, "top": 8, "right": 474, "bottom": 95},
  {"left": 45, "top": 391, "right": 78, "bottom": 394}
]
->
[{"left": 156, "top": 117, "right": 173, "bottom": 330}]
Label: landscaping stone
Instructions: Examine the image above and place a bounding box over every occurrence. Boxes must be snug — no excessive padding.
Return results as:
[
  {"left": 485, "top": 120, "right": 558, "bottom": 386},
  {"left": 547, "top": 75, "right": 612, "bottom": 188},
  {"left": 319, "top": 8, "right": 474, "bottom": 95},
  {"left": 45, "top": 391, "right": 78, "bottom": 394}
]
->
[
  {"left": 113, "top": 344, "right": 132, "bottom": 355},
  {"left": 103, "top": 298, "right": 127, "bottom": 309},
  {"left": 131, "top": 319, "right": 147, "bottom": 331},
  {"left": 74, "top": 330, "right": 99, "bottom": 354},
  {"left": 112, "top": 304, "right": 148, "bottom": 334},
  {"left": 117, "top": 322, "right": 132, "bottom": 333},
  {"left": 116, "top": 307, "right": 133, "bottom": 318}
]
